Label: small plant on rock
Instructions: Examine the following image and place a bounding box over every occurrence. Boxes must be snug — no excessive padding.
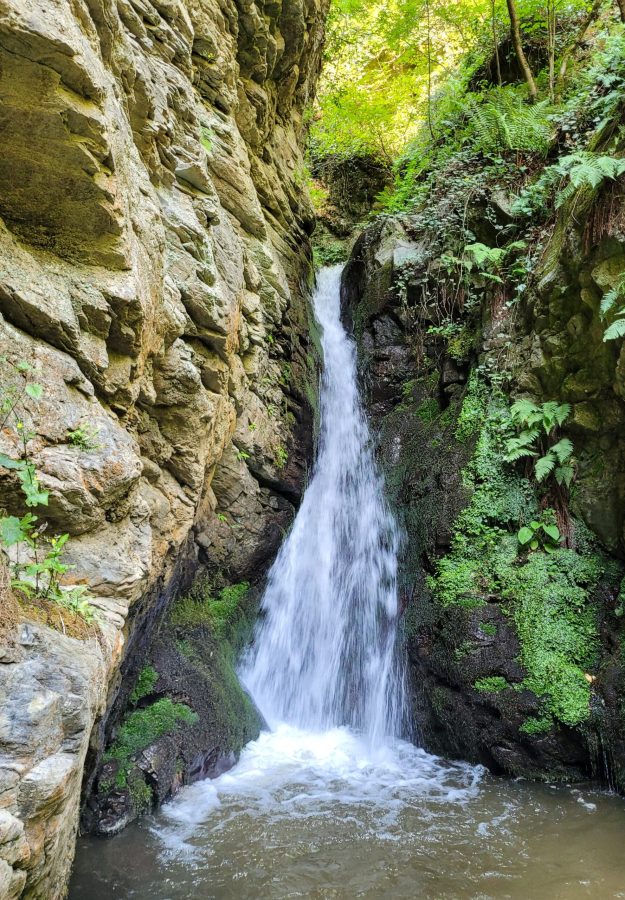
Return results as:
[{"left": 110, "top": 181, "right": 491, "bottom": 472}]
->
[
  {"left": 518, "top": 511, "right": 561, "bottom": 553},
  {"left": 0, "top": 359, "right": 97, "bottom": 623},
  {"left": 67, "top": 422, "right": 101, "bottom": 452}
]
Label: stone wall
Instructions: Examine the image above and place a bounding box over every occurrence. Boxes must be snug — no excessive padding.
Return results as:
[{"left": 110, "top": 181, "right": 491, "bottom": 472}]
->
[
  {"left": 342, "top": 198, "right": 625, "bottom": 790},
  {"left": 0, "top": 0, "right": 327, "bottom": 895}
]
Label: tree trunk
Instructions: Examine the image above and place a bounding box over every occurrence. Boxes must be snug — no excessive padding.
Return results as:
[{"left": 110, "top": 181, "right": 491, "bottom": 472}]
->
[
  {"left": 617, "top": 0, "right": 625, "bottom": 23},
  {"left": 506, "top": 0, "right": 538, "bottom": 102}
]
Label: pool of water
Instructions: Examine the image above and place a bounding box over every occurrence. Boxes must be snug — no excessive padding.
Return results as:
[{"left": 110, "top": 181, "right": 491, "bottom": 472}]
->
[{"left": 69, "top": 724, "right": 625, "bottom": 900}]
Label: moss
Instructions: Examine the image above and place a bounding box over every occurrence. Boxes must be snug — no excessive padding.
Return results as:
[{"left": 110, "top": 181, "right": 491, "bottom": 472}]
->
[
  {"left": 129, "top": 665, "right": 158, "bottom": 705},
  {"left": 127, "top": 770, "right": 153, "bottom": 814},
  {"left": 415, "top": 397, "right": 440, "bottom": 424},
  {"left": 520, "top": 715, "right": 553, "bottom": 736},
  {"left": 479, "top": 622, "right": 497, "bottom": 636},
  {"left": 169, "top": 581, "right": 250, "bottom": 644},
  {"left": 105, "top": 699, "right": 198, "bottom": 786},
  {"left": 455, "top": 370, "right": 489, "bottom": 443},
  {"left": 474, "top": 676, "right": 509, "bottom": 693},
  {"left": 431, "top": 379, "right": 607, "bottom": 729}
]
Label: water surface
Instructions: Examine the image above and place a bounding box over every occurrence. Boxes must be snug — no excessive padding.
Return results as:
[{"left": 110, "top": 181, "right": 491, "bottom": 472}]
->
[{"left": 70, "top": 724, "right": 625, "bottom": 899}]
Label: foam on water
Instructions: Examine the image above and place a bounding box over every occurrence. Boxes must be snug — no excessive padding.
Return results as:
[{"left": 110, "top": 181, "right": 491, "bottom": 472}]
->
[{"left": 156, "top": 724, "right": 483, "bottom": 856}]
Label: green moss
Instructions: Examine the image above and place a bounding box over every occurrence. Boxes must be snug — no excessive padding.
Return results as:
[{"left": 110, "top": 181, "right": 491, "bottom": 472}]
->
[
  {"left": 105, "top": 699, "right": 198, "bottom": 786},
  {"left": 479, "top": 622, "right": 497, "bottom": 636},
  {"left": 129, "top": 665, "right": 158, "bottom": 705},
  {"left": 519, "top": 715, "right": 553, "bottom": 736},
  {"left": 415, "top": 397, "right": 440, "bottom": 424},
  {"left": 455, "top": 370, "right": 489, "bottom": 443},
  {"left": 127, "top": 770, "right": 153, "bottom": 814},
  {"left": 474, "top": 676, "right": 509, "bottom": 693},
  {"left": 431, "top": 379, "right": 606, "bottom": 729},
  {"left": 170, "top": 581, "right": 250, "bottom": 643}
]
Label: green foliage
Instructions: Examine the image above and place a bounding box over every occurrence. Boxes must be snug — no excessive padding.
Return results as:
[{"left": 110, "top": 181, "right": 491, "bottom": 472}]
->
[
  {"left": 519, "top": 715, "right": 553, "bottom": 735},
  {"left": 467, "top": 93, "right": 553, "bottom": 157},
  {"left": 67, "top": 422, "right": 101, "bottom": 452},
  {"left": 503, "top": 399, "right": 574, "bottom": 486},
  {"left": 474, "top": 676, "right": 509, "bottom": 693},
  {"left": 478, "top": 622, "right": 497, "bottom": 636},
  {"left": 504, "top": 549, "right": 601, "bottom": 726},
  {"left": 0, "top": 360, "right": 96, "bottom": 622},
  {"left": 170, "top": 581, "right": 250, "bottom": 642},
  {"left": 455, "top": 370, "right": 489, "bottom": 443},
  {"left": 274, "top": 444, "right": 288, "bottom": 469},
  {"left": 104, "top": 699, "right": 198, "bottom": 787},
  {"left": 600, "top": 275, "right": 625, "bottom": 342},
  {"left": 513, "top": 153, "right": 625, "bottom": 218},
  {"left": 431, "top": 382, "right": 604, "bottom": 729},
  {"left": 129, "top": 666, "right": 159, "bottom": 705},
  {"left": 517, "top": 509, "right": 561, "bottom": 553}
]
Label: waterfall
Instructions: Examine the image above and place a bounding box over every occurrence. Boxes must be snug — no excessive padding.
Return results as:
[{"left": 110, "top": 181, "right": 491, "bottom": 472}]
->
[{"left": 242, "top": 265, "right": 406, "bottom": 744}]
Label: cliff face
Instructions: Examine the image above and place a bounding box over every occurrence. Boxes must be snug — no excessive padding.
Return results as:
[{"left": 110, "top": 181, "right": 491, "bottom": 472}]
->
[
  {"left": 343, "top": 191, "right": 625, "bottom": 789},
  {"left": 0, "top": 0, "right": 327, "bottom": 895}
]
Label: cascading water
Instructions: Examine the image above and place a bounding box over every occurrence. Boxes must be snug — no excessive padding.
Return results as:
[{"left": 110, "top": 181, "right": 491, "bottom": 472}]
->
[{"left": 241, "top": 264, "right": 405, "bottom": 743}]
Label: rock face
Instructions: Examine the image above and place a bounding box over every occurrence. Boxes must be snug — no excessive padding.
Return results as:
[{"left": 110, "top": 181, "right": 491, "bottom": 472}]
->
[
  {"left": 342, "top": 205, "right": 625, "bottom": 788},
  {"left": 0, "top": 0, "right": 327, "bottom": 894}
]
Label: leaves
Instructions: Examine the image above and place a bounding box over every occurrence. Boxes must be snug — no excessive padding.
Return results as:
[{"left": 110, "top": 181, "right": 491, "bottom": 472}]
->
[
  {"left": 518, "top": 526, "right": 534, "bottom": 545},
  {"left": 0, "top": 515, "right": 27, "bottom": 546},
  {"left": 603, "top": 317, "right": 625, "bottom": 342},
  {"left": 517, "top": 513, "right": 561, "bottom": 553},
  {"left": 24, "top": 383, "right": 43, "bottom": 401},
  {"left": 535, "top": 452, "right": 556, "bottom": 482},
  {"left": 0, "top": 453, "right": 25, "bottom": 471}
]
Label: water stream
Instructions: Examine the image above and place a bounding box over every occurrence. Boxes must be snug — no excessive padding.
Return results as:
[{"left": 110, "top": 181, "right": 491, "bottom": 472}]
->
[{"left": 70, "top": 266, "right": 625, "bottom": 899}]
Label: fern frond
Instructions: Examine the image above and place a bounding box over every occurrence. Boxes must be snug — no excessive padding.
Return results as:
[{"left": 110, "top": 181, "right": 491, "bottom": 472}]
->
[
  {"left": 603, "top": 316, "right": 625, "bottom": 342},
  {"left": 535, "top": 452, "right": 556, "bottom": 482},
  {"left": 550, "top": 438, "right": 573, "bottom": 465}
]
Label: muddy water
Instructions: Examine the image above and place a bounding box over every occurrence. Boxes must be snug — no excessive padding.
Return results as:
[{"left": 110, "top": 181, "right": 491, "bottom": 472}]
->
[{"left": 70, "top": 724, "right": 625, "bottom": 900}]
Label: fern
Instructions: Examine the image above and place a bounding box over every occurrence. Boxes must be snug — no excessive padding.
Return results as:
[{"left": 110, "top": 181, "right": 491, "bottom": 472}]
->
[
  {"left": 554, "top": 152, "right": 625, "bottom": 209},
  {"left": 505, "top": 399, "right": 574, "bottom": 488},
  {"left": 604, "top": 317, "right": 625, "bottom": 341},
  {"left": 550, "top": 438, "right": 573, "bottom": 465},
  {"left": 600, "top": 274, "right": 625, "bottom": 342},
  {"left": 535, "top": 453, "right": 556, "bottom": 482},
  {"left": 468, "top": 92, "right": 553, "bottom": 157}
]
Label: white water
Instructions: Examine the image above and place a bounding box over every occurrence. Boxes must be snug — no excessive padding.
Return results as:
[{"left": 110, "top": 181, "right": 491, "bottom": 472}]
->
[
  {"left": 241, "top": 264, "right": 405, "bottom": 742},
  {"left": 152, "top": 264, "right": 484, "bottom": 848}
]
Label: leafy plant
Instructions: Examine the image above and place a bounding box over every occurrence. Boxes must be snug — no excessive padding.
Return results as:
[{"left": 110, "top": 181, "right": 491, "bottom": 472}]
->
[
  {"left": 67, "top": 422, "right": 101, "bottom": 452},
  {"left": 518, "top": 511, "right": 561, "bottom": 553},
  {"left": 274, "top": 445, "right": 288, "bottom": 469},
  {"left": 130, "top": 666, "right": 159, "bottom": 705},
  {"left": 503, "top": 399, "right": 574, "bottom": 486},
  {"left": 600, "top": 275, "right": 625, "bottom": 342},
  {"left": 0, "top": 360, "right": 96, "bottom": 622},
  {"left": 468, "top": 93, "right": 553, "bottom": 157}
]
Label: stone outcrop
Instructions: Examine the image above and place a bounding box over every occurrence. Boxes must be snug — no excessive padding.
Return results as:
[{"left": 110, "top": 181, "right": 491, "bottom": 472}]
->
[
  {"left": 0, "top": 0, "right": 327, "bottom": 894},
  {"left": 342, "top": 200, "right": 625, "bottom": 789}
]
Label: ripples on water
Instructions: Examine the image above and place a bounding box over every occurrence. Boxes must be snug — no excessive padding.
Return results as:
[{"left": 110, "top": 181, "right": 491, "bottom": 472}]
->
[{"left": 71, "top": 722, "right": 625, "bottom": 900}]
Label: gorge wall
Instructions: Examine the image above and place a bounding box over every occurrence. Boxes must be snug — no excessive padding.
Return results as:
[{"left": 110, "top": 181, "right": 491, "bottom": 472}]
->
[
  {"left": 342, "top": 171, "right": 625, "bottom": 790},
  {"left": 0, "top": 0, "right": 327, "bottom": 895}
]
